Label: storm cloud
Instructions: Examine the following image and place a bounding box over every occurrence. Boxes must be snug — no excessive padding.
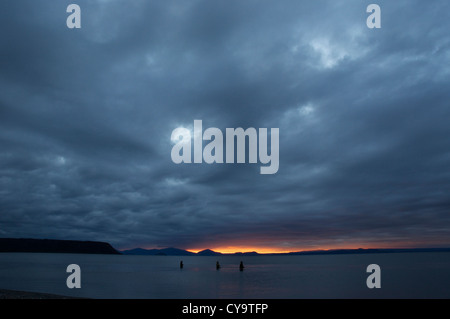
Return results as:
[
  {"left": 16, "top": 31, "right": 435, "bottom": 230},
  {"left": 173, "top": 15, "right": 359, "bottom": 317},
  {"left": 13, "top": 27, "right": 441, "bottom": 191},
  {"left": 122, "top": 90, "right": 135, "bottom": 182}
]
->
[{"left": 1, "top": 0, "right": 450, "bottom": 252}]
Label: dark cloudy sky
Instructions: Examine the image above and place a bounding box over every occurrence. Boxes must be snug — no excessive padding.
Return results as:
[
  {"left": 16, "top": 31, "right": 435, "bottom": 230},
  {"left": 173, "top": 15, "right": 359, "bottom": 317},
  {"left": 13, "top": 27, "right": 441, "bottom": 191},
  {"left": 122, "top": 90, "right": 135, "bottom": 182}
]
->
[{"left": 1, "top": 0, "right": 450, "bottom": 252}]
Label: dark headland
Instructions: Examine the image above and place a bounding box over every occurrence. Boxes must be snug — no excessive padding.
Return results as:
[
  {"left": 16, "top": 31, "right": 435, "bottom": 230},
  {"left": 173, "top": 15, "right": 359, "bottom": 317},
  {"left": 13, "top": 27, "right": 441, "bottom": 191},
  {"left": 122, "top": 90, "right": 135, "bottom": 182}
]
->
[{"left": 0, "top": 238, "right": 120, "bottom": 255}]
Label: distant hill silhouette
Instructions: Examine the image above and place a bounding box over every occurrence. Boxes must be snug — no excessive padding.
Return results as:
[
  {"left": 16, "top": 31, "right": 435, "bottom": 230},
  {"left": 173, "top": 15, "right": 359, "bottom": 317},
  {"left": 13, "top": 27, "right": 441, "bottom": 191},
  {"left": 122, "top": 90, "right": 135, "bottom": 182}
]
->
[
  {"left": 121, "top": 248, "right": 162, "bottom": 255},
  {"left": 284, "top": 247, "right": 450, "bottom": 256},
  {"left": 197, "top": 249, "right": 222, "bottom": 256},
  {"left": 0, "top": 238, "right": 120, "bottom": 255},
  {"left": 122, "top": 247, "right": 257, "bottom": 256},
  {"left": 6, "top": 239, "right": 447, "bottom": 256},
  {"left": 234, "top": 251, "right": 259, "bottom": 256},
  {"left": 122, "top": 247, "right": 196, "bottom": 256},
  {"left": 121, "top": 246, "right": 450, "bottom": 256}
]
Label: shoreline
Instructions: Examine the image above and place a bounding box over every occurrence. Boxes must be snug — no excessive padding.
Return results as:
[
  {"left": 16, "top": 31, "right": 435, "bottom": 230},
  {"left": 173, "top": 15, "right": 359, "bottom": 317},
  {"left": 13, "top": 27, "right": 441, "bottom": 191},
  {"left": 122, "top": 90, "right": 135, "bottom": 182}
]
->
[{"left": 0, "top": 289, "right": 82, "bottom": 299}]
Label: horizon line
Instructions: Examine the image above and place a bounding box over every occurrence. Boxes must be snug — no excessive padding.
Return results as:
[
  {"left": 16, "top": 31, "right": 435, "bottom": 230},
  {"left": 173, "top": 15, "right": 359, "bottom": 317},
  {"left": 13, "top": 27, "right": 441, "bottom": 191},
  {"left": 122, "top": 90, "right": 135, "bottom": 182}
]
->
[{"left": 121, "top": 245, "right": 450, "bottom": 255}]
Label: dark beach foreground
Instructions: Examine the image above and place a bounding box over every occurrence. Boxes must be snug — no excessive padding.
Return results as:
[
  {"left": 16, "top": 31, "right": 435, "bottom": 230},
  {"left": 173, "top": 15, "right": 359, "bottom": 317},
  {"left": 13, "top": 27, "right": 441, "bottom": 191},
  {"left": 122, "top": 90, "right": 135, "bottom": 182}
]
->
[{"left": 0, "top": 289, "right": 80, "bottom": 299}]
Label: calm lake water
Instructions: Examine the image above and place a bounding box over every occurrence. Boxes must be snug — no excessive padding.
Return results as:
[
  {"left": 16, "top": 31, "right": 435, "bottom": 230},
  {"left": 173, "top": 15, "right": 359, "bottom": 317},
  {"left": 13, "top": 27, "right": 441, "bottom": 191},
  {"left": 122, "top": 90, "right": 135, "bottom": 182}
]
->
[{"left": 0, "top": 252, "right": 449, "bottom": 299}]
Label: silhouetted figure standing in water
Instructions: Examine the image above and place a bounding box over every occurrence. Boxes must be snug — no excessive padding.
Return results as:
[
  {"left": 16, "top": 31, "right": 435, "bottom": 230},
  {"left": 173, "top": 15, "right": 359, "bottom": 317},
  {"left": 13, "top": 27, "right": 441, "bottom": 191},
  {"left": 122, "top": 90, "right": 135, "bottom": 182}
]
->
[
  {"left": 216, "top": 261, "right": 221, "bottom": 270},
  {"left": 180, "top": 261, "right": 183, "bottom": 269},
  {"left": 239, "top": 261, "right": 245, "bottom": 271}
]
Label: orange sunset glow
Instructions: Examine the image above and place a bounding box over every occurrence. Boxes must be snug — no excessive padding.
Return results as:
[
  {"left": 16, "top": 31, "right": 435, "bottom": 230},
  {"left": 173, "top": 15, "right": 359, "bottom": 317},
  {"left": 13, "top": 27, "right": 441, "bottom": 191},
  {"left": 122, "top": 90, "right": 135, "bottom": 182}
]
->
[
  {"left": 131, "top": 236, "right": 445, "bottom": 255},
  {"left": 187, "top": 245, "right": 370, "bottom": 254},
  {"left": 184, "top": 240, "right": 436, "bottom": 254}
]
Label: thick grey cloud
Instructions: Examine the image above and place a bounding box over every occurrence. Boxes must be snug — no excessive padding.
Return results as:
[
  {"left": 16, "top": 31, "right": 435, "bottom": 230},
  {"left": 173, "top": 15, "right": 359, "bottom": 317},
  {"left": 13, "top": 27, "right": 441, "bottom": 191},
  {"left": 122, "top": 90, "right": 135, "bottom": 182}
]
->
[{"left": 1, "top": 0, "right": 450, "bottom": 251}]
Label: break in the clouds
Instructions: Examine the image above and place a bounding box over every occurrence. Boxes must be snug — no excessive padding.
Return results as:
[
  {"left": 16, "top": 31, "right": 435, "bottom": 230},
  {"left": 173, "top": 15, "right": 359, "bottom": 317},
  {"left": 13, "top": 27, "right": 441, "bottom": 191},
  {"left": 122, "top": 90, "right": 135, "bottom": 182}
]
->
[{"left": 1, "top": 0, "right": 450, "bottom": 252}]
